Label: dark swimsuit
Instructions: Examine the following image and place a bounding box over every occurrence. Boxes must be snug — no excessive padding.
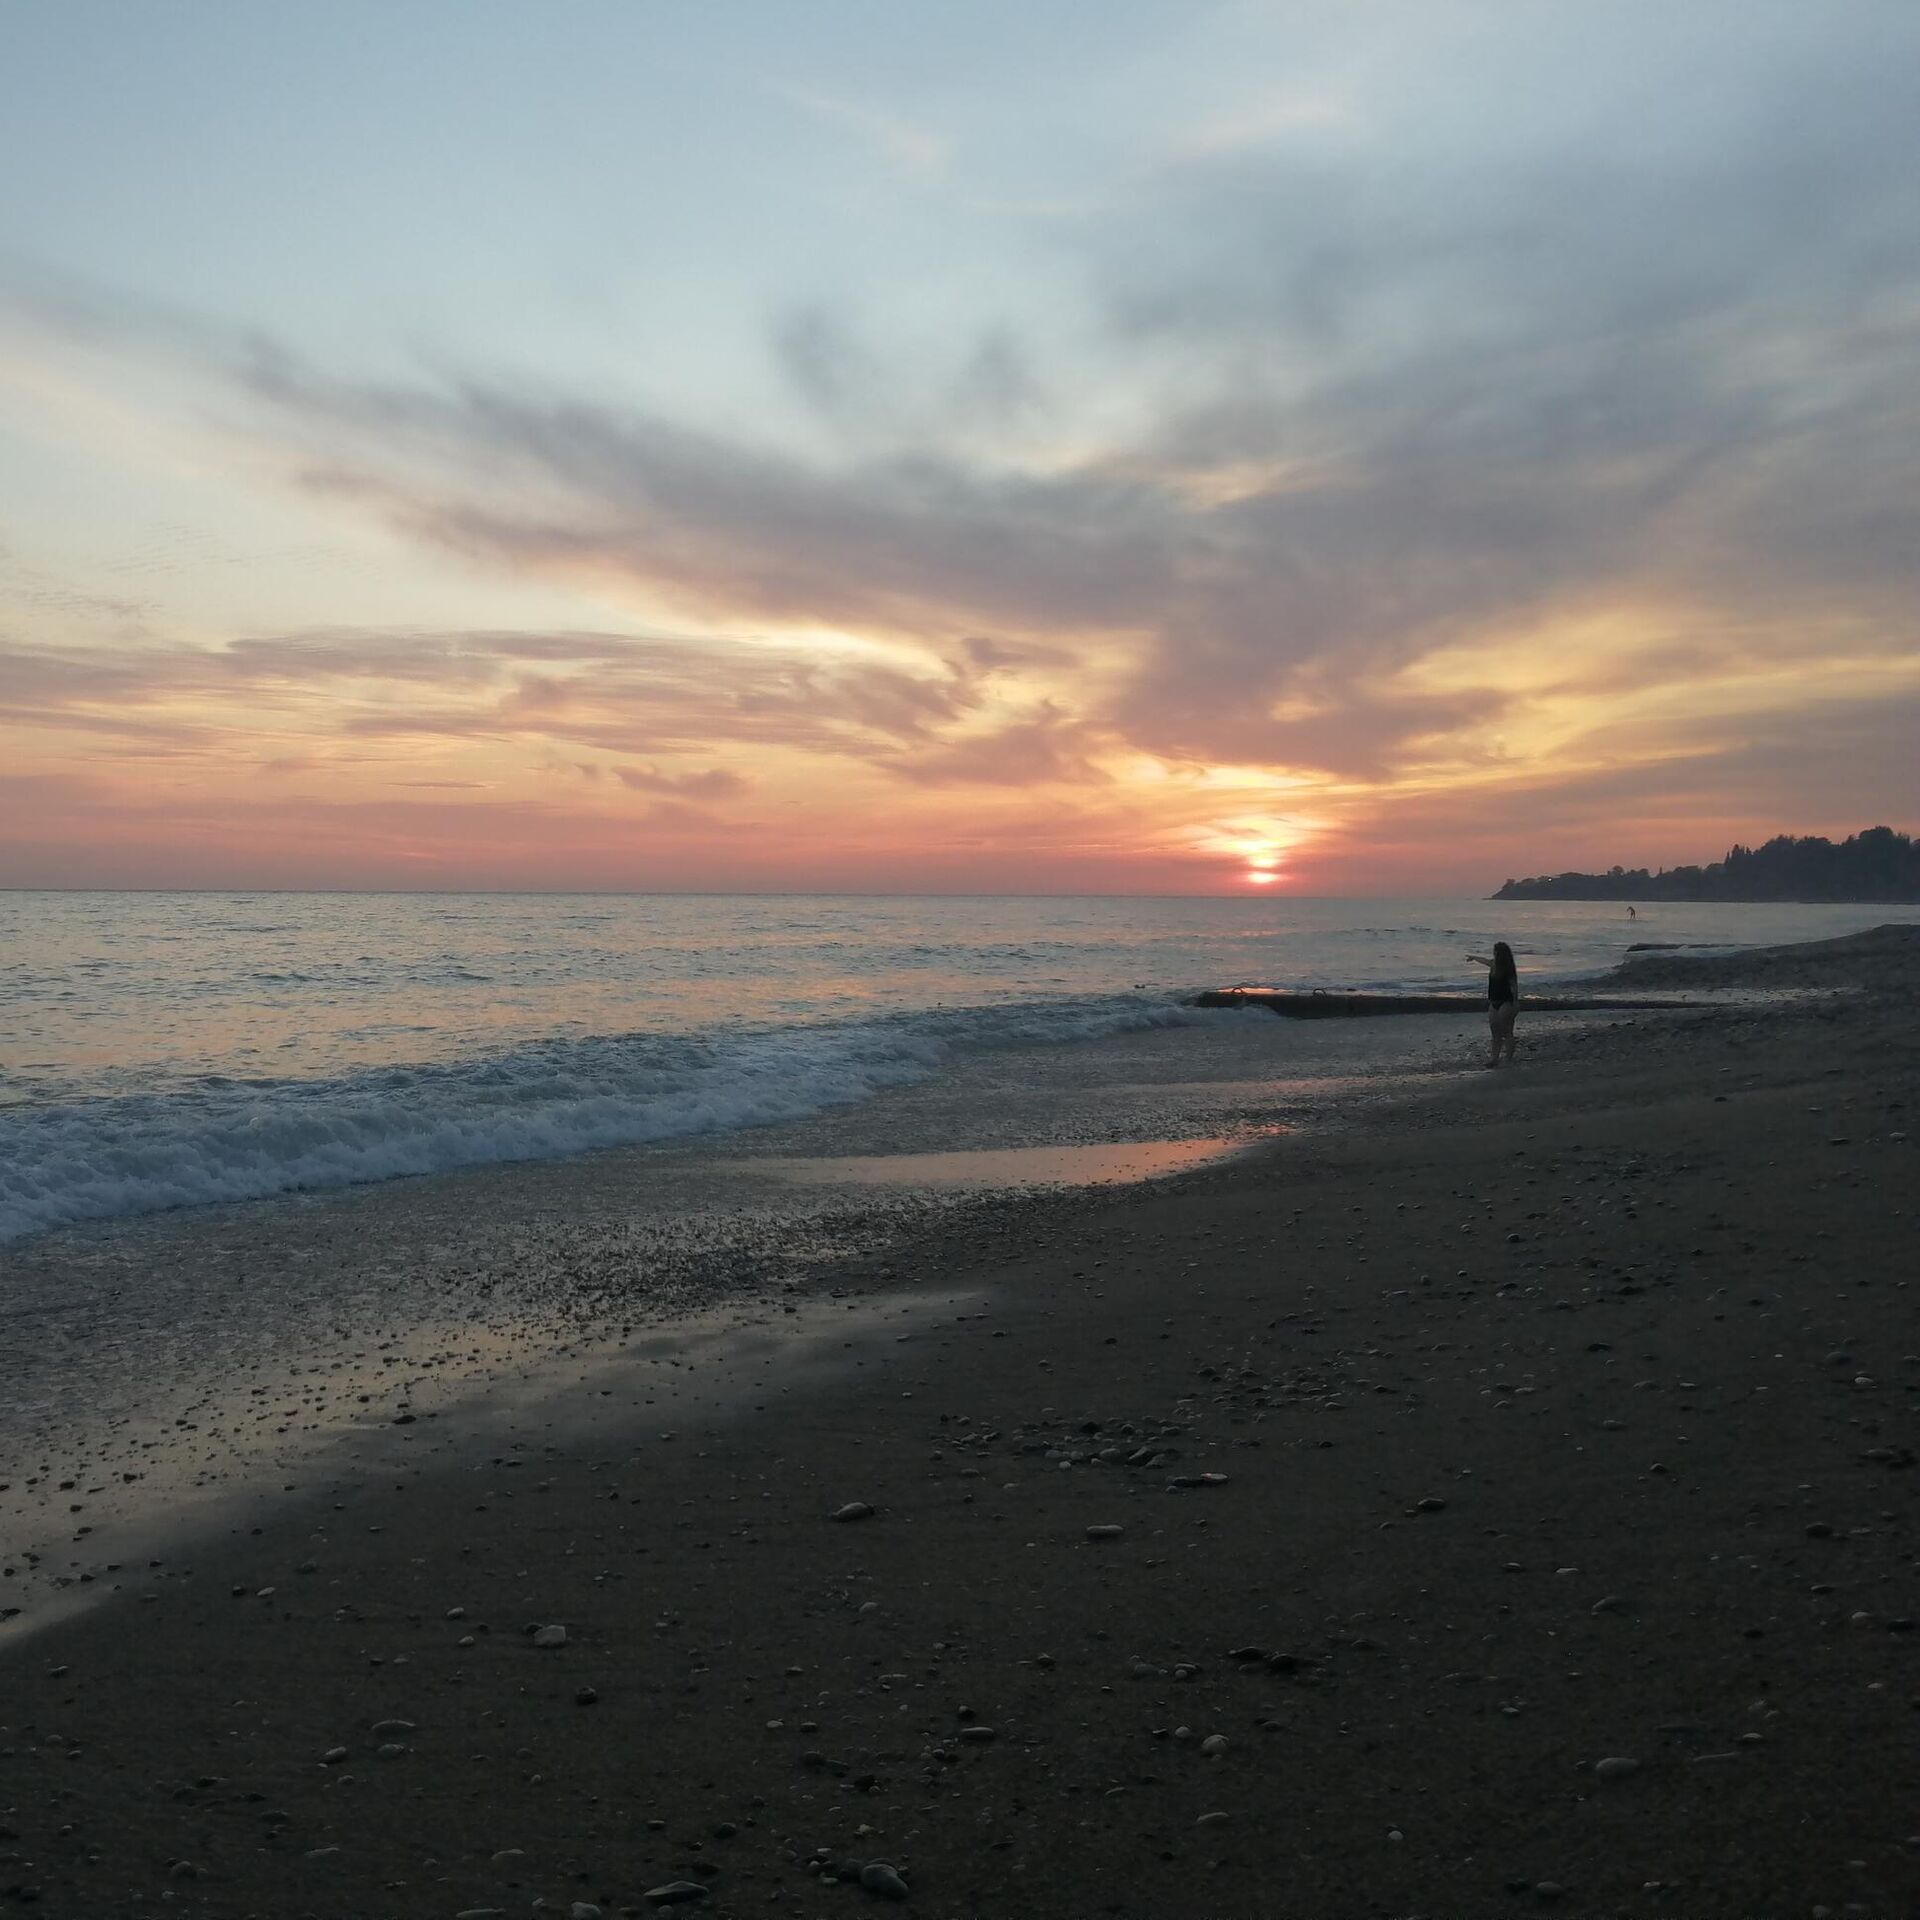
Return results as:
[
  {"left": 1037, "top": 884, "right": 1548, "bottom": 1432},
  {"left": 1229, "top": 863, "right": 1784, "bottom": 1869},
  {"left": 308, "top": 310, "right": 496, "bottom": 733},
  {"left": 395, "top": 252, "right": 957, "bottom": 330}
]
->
[{"left": 1489, "top": 974, "right": 1515, "bottom": 1009}]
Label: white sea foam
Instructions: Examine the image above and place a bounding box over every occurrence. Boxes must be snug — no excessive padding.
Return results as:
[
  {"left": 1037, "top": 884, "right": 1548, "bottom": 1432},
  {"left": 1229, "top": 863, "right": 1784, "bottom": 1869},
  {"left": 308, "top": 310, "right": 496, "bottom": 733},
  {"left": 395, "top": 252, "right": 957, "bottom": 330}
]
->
[{"left": 0, "top": 996, "right": 1203, "bottom": 1243}]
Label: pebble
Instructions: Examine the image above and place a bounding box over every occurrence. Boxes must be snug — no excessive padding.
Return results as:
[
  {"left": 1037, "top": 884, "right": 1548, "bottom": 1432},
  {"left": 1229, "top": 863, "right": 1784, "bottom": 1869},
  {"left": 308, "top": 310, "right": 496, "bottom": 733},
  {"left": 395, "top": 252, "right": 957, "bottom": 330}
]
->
[
  {"left": 859, "top": 1862, "right": 911, "bottom": 1900},
  {"left": 532, "top": 1624, "right": 568, "bottom": 1648},
  {"left": 1201, "top": 1734, "right": 1228, "bottom": 1756},
  {"left": 643, "top": 1883, "right": 710, "bottom": 1906},
  {"left": 1085, "top": 1524, "right": 1126, "bottom": 1540},
  {"left": 958, "top": 1725, "right": 997, "bottom": 1742},
  {"left": 371, "top": 1718, "right": 415, "bottom": 1736},
  {"left": 1196, "top": 1810, "right": 1231, "bottom": 1827},
  {"left": 1594, "top": 1756, "right": 1641, "bottom": 1780},
  {"left": 321, "top": 1746, "right": 349, "bottom": 1765},
  {"left": 570, "top": 1906, "right": 604, "bottom": 1919},
  {"left": 831, "top": 1501, "right": 875, "bottom": 1522}
]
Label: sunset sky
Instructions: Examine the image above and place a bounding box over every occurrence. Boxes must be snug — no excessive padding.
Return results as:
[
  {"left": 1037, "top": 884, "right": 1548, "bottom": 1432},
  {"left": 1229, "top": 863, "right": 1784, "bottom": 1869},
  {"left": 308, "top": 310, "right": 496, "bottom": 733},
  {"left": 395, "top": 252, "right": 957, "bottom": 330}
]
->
[{"left": 2, "top": 0, "right": 1916, "bottom": 895}]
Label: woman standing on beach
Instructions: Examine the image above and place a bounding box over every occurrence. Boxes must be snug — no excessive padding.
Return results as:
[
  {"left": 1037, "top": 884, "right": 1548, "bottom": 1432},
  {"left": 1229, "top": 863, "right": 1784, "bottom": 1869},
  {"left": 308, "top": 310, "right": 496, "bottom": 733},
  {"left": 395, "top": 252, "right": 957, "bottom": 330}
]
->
[{"left": 1467, "top": 941, "right": 1519, "bottom": 1067}]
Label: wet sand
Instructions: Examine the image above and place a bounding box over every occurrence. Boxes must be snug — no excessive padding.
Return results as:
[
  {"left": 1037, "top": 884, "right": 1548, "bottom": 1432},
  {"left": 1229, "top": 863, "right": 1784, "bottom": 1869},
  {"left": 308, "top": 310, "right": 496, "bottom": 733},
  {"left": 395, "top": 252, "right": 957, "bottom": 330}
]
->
[{"left": 1, "top": 926, "right": 1917, "bottom": 1918}]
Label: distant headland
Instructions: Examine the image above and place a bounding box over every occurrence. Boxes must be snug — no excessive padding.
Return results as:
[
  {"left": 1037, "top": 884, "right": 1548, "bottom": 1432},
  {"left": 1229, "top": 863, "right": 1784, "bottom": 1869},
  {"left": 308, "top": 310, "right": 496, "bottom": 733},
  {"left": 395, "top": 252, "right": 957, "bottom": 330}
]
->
[{"left": 1492, "top": 826, "right": 1920, "bottom": 902}]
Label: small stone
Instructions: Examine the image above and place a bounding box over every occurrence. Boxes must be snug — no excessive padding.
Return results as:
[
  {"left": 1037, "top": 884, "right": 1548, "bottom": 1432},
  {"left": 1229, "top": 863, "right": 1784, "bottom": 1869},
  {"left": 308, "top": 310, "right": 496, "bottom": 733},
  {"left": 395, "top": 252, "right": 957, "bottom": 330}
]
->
[
  {"left": 859, "top": 1861, "right": 910, "bottom": 1899},
  {"left": 570, "top": 1906, "right": 604, "bottom": 1919},
  {"left": 532, "top": 1624, "right": 568, "bottom": 1648},
  {"left": 1085, "top": 1524, "right": 1125, "bottom": 1540},
  {"left": 1196, "top": 1810, "right": 1230, "bottom": 1827},
  {"left": 320, "top": 1746, "right": 349, "bottom": 1765},
  {"left": 1594, "top": 1756, "right": 1641, "bottom": 1780},
  {"left": 831, "top": 1502, "right": 874, "bottom": 1522},
  {"left": 490, "top": 1848, "right": 527, "bottom": 1868},
  {"left": 1415, "top": 1496, "right": 1447, "bottom": 1512},
  {"left": 643, "top": 1883, "right": 710, "bottom": 1906},
  {"left": 371, "top": 1718, "right": 415, "bottom": 1736},
  {"left": 1201, "top": 1734, "right": 1228, "bottom": 1756},
  {"left": 958, "top": 1725, "right": 997, "bottom": 1742},
  {"left": 575, "top": 1686, "right": 599, "bottom": 1705}
]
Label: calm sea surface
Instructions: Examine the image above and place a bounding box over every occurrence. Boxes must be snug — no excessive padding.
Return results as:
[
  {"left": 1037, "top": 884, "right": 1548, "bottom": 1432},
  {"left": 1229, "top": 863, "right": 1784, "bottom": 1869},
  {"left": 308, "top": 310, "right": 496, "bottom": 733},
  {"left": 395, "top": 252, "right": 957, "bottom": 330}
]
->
[{"left": 0, "top": 891, "right": 1897, "bottom": 1244}]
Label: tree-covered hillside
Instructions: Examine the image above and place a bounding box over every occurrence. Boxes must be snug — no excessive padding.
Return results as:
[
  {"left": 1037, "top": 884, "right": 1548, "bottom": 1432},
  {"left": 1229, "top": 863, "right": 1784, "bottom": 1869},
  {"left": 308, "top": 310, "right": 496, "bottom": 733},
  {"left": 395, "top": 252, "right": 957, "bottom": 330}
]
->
[{"left": 1493, "top": 827, "right": 1920, "bottom": 901}]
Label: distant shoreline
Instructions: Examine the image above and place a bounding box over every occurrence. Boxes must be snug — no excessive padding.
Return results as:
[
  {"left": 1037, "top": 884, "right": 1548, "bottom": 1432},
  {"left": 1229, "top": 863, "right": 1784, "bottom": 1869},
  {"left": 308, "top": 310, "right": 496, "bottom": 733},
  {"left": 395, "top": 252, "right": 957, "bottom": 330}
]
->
[
  {"left": 1492, "top": 825, "right": 1918, "bottom": 902},
  {"left": 1494, "top": 886, "right": 1920, "bottom": 902}
]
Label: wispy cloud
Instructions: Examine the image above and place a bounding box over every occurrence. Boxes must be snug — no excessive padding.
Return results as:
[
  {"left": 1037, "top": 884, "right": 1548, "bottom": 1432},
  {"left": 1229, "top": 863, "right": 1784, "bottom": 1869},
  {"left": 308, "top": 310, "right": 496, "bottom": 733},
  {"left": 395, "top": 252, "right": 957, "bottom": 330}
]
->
[
  {"left": 614, "top": 763, "right": 749, "bottom": 799},
  {"left": 774, "top": 83, "right": 949, "bottom": 177}
]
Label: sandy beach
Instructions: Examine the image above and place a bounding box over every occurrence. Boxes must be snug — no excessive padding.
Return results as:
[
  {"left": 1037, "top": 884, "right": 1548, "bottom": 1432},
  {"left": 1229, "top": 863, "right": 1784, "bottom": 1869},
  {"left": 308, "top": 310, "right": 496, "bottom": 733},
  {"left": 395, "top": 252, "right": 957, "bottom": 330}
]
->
[{"left": 3, "top": 926, "right": 1917, "bottom": 1919}]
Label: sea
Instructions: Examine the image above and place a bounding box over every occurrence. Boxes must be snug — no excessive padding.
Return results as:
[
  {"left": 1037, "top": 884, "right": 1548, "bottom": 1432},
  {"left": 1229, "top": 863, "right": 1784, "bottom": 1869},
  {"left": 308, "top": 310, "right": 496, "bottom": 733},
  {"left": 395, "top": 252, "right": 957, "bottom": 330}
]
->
[{"left": 0, "top": 890, "right": 1896, "bottom": 1248}]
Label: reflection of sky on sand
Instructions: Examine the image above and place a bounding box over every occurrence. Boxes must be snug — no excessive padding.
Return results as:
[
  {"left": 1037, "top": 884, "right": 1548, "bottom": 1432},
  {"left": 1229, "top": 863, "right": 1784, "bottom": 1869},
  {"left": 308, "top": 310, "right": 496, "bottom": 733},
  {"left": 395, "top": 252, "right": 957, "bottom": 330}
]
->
[{"left": 739, "top": 1135, "right": 1271, "bottom": 1190}]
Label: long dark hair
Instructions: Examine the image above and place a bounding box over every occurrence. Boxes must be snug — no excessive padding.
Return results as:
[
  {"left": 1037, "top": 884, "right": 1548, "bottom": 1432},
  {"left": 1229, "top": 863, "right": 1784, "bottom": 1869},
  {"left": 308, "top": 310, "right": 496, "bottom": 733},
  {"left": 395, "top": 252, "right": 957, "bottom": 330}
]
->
[{"left": 1491, "top": 940, "right": 1516, "bottom": 984}]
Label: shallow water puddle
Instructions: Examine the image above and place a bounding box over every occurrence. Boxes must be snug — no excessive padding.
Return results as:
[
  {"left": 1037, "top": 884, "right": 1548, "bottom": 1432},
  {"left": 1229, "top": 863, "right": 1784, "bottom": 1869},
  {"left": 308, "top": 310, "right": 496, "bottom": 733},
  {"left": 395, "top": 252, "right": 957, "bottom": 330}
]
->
[{"left": 740, "top": 1134, "right": 1265, "bottom": 1189}]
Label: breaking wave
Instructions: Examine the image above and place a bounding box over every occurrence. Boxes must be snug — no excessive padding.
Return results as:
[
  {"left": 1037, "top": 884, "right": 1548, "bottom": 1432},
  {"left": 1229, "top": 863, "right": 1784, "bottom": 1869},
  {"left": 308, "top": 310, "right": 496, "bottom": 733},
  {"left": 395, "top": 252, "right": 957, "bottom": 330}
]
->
[{"left": 0, "top": 995, "right": 1205, "bottom": 1243}]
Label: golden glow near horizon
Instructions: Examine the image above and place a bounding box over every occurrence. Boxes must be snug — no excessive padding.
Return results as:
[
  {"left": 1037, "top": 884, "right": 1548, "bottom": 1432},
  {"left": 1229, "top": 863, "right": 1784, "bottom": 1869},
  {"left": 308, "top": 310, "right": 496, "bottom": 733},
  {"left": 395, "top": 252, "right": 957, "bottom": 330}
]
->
[{"left": 0, "top": 5, "right": 1914, "bottom": 892}]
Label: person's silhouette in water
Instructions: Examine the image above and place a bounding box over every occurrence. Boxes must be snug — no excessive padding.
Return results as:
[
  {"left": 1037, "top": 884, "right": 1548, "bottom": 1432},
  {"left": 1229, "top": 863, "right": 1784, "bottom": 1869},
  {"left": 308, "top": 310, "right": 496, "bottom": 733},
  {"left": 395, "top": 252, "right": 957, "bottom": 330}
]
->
[{"left": 1466, "top": 941, "right": 1519, "bottom": 1067}]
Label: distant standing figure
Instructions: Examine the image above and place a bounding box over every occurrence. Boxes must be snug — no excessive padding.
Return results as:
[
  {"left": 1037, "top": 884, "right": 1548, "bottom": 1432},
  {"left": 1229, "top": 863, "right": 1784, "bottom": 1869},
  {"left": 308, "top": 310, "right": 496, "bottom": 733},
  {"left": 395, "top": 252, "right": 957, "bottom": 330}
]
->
[
  {"left": 1628, "top": 905, "right": 1637, "bottom": 919},
  {"left": 1466, "top": 941, "right": 1519, "bottom": 1067}
]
